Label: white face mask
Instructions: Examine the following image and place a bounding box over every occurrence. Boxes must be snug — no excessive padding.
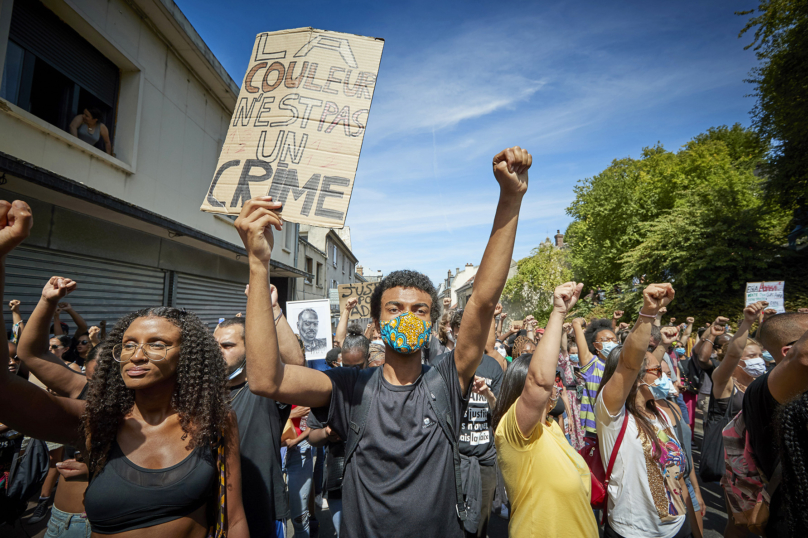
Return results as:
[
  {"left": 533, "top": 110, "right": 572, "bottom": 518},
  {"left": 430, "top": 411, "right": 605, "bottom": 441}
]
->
[{"left": 740, "top": 357, "right": 767, "bottom": 378}]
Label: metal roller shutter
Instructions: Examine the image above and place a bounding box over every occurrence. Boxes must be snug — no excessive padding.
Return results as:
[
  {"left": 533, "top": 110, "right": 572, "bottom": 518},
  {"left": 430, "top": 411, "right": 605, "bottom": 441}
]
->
[
  {"left": 173, "top": 273, "right": 247, "bottom": 330},
  {"left": 3, "top": 246, "right": 166, "bottom": 334}
]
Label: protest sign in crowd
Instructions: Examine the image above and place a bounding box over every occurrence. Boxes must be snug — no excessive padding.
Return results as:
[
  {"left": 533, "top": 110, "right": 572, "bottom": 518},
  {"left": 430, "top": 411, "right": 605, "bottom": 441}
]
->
[{"left": 0, "top": 142, "right": 807, "bottom": 538}]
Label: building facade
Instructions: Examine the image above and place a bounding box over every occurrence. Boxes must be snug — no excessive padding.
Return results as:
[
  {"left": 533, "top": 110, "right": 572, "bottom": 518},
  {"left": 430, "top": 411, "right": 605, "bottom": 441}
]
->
[
  {"left": 0, "top": 0, "right": 310, "bottom": 330},
  {"left": 299, "top": 224, "right": 359, "bottom": 328}
]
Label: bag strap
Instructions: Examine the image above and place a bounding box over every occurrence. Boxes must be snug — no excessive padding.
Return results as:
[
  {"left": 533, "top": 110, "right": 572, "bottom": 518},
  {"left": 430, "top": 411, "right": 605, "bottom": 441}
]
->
[
  {"left": 604, "top": 410, "right": 630, "bottom": 485},
  {"left": 207, "top": 437, "right": 227, "bottom": 538},
  {"left": 343, "top": 367, "right": 382, "bottom": 474},
  {"left": 762, "top": 462, "right": 783, "bottom": 504},
  {"left": 600, "top": 409, "right": 630, "bottom": 526},
  {"left": 423, "top": 365, "right": 467, "bottom": 522}
]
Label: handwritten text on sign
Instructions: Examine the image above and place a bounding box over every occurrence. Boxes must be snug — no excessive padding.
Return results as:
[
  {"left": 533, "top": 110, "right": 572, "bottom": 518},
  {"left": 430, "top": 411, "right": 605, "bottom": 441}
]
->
[
  {"left": 746, "top": 281, "right": 785, "bottom": 313},
  {"left": 200, "top": 28, "right": 384, "bottom": 228},
  {"left": 338, "top": 282, "right": 378, "bottom": 320}
]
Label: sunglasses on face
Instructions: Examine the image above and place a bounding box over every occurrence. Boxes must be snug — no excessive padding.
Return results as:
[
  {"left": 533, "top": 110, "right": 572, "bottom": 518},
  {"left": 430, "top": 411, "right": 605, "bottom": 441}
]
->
[
  {"left": 645, "top": 366, "right": 663, "bottom": 378},
  {"left": 49, "top": 344, "right": 65, "bottom": 350},
  {"left": 78, "top": 340, "right": 90, "bottom": 345}
]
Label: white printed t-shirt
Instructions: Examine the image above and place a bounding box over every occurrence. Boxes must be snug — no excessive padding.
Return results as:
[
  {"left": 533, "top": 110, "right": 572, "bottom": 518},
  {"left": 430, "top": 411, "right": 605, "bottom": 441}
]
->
[{"left": 595, "top": 393, "right": 686, "bottom": 538}]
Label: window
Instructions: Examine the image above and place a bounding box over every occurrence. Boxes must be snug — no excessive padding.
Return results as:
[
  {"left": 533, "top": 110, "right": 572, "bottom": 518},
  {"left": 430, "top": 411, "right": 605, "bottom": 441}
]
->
[
  {"left": 304, "top": 256, "right": 313, "bottom": 284},
  {"left": 1, "top": 1, "right": 120, "bottom": 153},
  {"left": 332, "top": 245, "right": 337, "bottom": 267},
  {"left": 316, "top": 263, "right": 323, "bottom": 287},
  {"left": 342, "top": 255, "right": 345, "bottom": 274}
]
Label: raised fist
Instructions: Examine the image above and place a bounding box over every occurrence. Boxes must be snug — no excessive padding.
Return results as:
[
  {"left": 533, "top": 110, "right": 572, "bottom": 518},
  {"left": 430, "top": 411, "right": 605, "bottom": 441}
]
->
[
  {"left": 42, "top": 278, "right": 77, "bottom": 304},
  {"left": 744, "top": 301, "right": 768, "bottom": 323},
  {"left": 553, "top": 282, "right": 583, "bottom": 314},
  {"left": 99, "top": 320, "right": 107, "bottom": 328},
  {"left": 88, "top": 326, "right": 101, "bottom": 346},
  {"left": 0, "top": 200, "right": 32, "bottom": 258},
  {"left": 613, "top": 310, "right": 624, "bottom": 320},
  {"left": 799, "top": 308, "right": 808, "bottom": 314},
  {"left": 686, "top": 317, "right": 695, "bottom": 324},
  {"left": 658, "top": 307, "right": 668, "bottom": 316},
  {"left": 619, "top": 322, "right": 629, "bottom": 330},
  {"left": 244, "top": 284, "right": 250, "bottom": 297},
  {"left": 235, "top": 196, "right": 283, "bottom": 263},
  {"left": 8, "top": 300, "right": 20, "bottom": 313},
  {"left": 710, "top": 317, "right": 729, "bottom": 337},
  {"left": 670, "top": 317, "right": 676, "bottom": 324},
  {"left": 500, "top": 312, "right": 507, "bottom": 320},
  {"left": 641, "top": 284, "right": 674, "bottom": 315},
  {"left": 492, "top": 146, "right": 531, "bottom": 197},
  {"left": 346, "top": 297, "right": 358, "bottom": 311},
  {"left": 58, "top": 302, "right": 73, "bottom": 312},
  {"left": 661, "top": 326, "right": 678, "bottom": 346},
  {"left": 572, "top": 317, "right": 586, "bottom": 328},
  {"left": 494, "top": 303, "right": 502, "bottom": 316}
]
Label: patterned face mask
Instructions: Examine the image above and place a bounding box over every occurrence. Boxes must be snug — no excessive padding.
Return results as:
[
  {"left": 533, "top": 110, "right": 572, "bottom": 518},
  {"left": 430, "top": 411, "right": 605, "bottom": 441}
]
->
[{"left": 380, "top": 311, "right": 432, "bottom": 354}]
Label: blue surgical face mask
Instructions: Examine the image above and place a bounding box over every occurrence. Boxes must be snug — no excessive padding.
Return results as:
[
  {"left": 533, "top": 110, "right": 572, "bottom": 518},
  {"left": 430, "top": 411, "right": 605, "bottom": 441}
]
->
[
  {"left": 762, "top": 351, "right": 774, "bottom": 363},
  {"left": 674, "top": 347, "right": 686, "bottom": 356},
  {"left": 646, "top": 372, "right": 672, "bottom": 400},
  {"left": 569, "top": 353, "right": 579, "bottom": 363},
  {"left": 599, "top": 341, "right": 619, "bottom": 358}
]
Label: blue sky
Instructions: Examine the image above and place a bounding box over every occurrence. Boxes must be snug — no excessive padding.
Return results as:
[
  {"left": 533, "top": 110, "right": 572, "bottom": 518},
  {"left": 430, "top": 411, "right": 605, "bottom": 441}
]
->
[{"left": 178, "top": 0, "right": 761, "bottom": 285}]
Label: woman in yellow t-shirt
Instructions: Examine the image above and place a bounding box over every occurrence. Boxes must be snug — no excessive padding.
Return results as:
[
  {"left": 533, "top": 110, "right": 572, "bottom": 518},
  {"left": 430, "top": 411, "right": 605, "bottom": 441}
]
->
[{"left": 493, "top": 282, "right": 598, "bottom": 538}]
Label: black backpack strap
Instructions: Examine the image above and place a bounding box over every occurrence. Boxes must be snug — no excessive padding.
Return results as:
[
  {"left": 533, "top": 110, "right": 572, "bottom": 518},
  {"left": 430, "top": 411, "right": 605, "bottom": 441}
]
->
[
  {"left": 343, "top": 367, "right": 382, "bottom": 475},
  {"left": 423, "top": 365, "right": 467, "bottom": 522}
]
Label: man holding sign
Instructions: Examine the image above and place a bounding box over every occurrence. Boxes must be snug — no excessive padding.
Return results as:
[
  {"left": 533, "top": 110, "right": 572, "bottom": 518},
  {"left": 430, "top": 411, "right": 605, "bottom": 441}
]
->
[
  {"left": 237, "top": 146, "right": 532, "bottom": 538},
  {"left": 201, "top": 28, "right": 384, "bottom": 229}
]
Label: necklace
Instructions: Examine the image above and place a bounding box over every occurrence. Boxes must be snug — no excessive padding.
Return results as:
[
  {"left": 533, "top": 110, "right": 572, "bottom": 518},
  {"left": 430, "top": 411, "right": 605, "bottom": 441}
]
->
[{"left": 229, "top": 384, "right": 247, "bottom": 403}]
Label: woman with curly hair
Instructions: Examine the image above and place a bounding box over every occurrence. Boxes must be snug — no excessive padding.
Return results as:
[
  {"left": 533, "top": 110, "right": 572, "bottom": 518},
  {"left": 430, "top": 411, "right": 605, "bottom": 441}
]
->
[
  {"left": 0, "top": 199, "right": 247, "bottom": 538},
  {"left": 512, "top": 334, "right": 535, "bottom": 358}
]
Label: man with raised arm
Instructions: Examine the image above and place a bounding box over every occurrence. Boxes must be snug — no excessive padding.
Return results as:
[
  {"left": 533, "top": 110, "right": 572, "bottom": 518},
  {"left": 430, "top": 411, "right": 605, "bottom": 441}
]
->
[{"left": 236, "top": 146, "right": 531, "bottom": 538}]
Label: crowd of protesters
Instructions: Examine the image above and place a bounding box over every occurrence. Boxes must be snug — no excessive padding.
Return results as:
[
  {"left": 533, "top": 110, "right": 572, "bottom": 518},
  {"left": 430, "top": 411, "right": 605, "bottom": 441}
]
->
[{"left": 0, "top": 146, "right": 806, "bottom": 538}]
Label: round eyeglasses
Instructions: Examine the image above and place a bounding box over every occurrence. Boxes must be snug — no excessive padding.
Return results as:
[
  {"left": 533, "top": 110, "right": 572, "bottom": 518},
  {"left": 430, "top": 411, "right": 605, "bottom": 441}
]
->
[{"left": 112, "top": 343, "right": 176, "bottom": 362}]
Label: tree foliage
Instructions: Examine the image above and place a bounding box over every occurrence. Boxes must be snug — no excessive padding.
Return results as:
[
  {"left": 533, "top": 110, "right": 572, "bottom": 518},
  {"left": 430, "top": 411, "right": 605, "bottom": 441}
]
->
[
  {"left": 565, "top": 125, "right": 796, "bottom": 315},
  {"left": 738, "top": 0, "right": 808, "bottom": 214},
  {"left": 502, "top": 241, "right": 571, "bottom": 324}
]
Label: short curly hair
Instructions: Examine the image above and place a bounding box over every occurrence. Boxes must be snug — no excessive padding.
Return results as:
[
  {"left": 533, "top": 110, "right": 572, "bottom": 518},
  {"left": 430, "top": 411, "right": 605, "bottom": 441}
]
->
[
  {"left": 583, "top": 318, "right": 616, "bottom": 355},
  {"left": 370, "top": 270, "right": 439, "bottom": 324},
  {"left": 82, "top": 307, "right": 228, "bottom": 473}
]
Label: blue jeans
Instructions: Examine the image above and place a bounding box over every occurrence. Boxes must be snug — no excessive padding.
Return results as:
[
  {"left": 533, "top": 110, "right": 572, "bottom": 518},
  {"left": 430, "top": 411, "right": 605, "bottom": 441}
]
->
[
  {"left": 45, "top": 507, "right": 91, "bottom": 538},
  {"left": 675, "top": 393, "right": 690, "bottom": 427},
  {"left": 285, "top": 445, "right": 312, "bottom": 538},
  {"left": 328, "top": 497, "right": 342, "bottom": 537},
  {"left": 685, "top": 476, "right": 701, "bottom": 512}
]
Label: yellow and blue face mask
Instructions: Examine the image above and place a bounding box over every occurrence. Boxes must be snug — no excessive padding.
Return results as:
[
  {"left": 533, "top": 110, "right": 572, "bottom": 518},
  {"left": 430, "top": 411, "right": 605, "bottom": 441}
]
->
[{"left": 380, "top": 311, "right": 432, "bottom": 354}]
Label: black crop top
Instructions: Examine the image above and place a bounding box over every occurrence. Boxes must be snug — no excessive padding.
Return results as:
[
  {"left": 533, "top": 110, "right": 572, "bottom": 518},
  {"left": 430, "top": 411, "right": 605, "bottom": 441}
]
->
[{"left": 84, "top": 441, "right": 217, "bottom": 534}]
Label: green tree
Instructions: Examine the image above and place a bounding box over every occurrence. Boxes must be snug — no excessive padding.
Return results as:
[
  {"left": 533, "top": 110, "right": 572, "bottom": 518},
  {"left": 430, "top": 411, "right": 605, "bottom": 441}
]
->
[
  {"left": 502, "top": 240, "right": 571, "bottom": 324},
  {"left": 565, "top": 125, "right": 793, "bottom": 315},
  {"left": 738, "top": 0, "right": 808, "bottom": 216}
]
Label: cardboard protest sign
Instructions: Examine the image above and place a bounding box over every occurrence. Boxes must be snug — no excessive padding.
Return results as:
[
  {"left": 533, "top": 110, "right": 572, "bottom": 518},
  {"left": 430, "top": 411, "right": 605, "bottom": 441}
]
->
[
  {"left": 201, "top": 28, "right": 384, "bottom": 228},
  {"left": 510, "top": 320, "right": 524, "bottom": 331},
  {"left": 338, "top": 282, "right": 377, "bottom": 320},
  {"left": 746, "top": 281, "right": 785, "bottom": 313}
]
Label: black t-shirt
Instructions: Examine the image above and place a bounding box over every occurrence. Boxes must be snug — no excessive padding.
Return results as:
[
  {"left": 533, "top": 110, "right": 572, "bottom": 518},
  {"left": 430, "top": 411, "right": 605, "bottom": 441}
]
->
[
  {"left": 743, "top": 371, "right": 787, "bottom": 538},
  {"left": 229, "top": 382, "right": 291, "bottom": 537},
  {"left": 450, "top": 354, "right": 502, "bottom": 462},
  {"left": 313, "top": 352, "right": 469, "bottom": 538}
]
